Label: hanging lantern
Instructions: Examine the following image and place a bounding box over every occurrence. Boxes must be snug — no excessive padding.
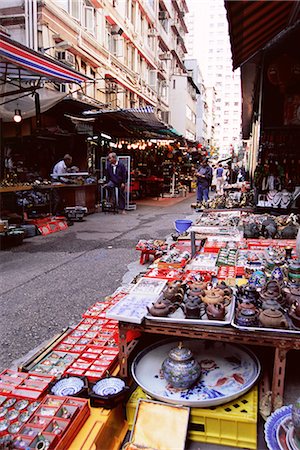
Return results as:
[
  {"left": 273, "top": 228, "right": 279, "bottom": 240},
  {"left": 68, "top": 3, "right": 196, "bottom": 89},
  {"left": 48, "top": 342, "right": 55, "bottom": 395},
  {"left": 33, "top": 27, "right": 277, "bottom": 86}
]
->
[{"left": 267, "top": 54, "right": 300, "bottom": 93}]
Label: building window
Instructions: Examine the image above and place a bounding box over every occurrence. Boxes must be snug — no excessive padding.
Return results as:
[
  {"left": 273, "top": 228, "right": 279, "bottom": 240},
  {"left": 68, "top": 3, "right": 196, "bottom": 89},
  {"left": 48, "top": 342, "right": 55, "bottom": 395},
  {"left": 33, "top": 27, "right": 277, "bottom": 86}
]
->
[
  {"left": 83, "top": 5, "right": 95, "bottom": 34},
  {"left": 70, "top": 0, "right": 81, "bottom": 20},
  {"left": 173, "top": 79, "right": 176, "bottom": 89}
]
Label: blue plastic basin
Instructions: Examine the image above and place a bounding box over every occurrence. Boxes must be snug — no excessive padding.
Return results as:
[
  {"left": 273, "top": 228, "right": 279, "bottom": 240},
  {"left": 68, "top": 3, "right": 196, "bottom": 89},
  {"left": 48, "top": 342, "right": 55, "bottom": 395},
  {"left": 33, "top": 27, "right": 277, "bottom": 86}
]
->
[{"left": 174, "top": 219, "right": 193, "bottom": 233}]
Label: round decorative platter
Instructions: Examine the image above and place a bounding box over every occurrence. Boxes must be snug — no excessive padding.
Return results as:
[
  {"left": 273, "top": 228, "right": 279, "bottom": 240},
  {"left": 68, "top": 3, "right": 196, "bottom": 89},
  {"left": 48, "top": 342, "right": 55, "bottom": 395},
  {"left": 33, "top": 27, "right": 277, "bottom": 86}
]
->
[
  {"left": 51, "top": 377, "right": 84, "bottom": 397},
  {"left": 132, "top": 339, "right": 261, "bottom": 407},
  {"left": 92, "top": 377, "right": 125, "bottom": 397},
  {"left": 265, "top": 405, "right": 300, "bottom": 450}
]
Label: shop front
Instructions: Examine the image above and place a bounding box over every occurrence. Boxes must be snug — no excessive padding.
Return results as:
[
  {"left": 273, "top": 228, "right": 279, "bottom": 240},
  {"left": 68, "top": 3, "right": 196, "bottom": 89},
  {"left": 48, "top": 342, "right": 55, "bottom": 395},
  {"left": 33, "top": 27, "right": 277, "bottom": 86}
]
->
[{"left": 225, "top": 1, "right": 300, "bottom": 212}]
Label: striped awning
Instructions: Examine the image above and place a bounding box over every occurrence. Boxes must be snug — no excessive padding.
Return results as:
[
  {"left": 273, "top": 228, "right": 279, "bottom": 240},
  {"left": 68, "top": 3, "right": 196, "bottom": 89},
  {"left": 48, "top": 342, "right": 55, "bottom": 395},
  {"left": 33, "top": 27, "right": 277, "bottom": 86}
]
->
[
  {"left": 225, "top": 1, "right": 300, "bottom": 69},
  {"left": 0, "top": 34, "right": 90, "bottom": 84}
]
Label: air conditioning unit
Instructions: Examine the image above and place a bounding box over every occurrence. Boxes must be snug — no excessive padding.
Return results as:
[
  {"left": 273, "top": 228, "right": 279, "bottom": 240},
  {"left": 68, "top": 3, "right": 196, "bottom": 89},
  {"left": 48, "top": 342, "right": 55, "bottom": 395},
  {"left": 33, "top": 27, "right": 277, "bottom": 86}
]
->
[
  {"left": 158, "top": 11, "right": 168, "bottom": 20},
  {"left": 55, "top": 50, "right": 75, "bottom": 67},
  {"left": 159, "top": 51, "right": 172, "bottom": 60}
]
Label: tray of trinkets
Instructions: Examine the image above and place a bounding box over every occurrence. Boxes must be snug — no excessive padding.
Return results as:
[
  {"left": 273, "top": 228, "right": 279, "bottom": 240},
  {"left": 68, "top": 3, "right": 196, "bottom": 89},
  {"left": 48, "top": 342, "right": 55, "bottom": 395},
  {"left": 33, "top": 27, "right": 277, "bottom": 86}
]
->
[
  {"left": 0, "top": 394, "right": 41, "bottom": 439},
  {"left": 14, "top": 395, "right": 90, "bottom": 450}
]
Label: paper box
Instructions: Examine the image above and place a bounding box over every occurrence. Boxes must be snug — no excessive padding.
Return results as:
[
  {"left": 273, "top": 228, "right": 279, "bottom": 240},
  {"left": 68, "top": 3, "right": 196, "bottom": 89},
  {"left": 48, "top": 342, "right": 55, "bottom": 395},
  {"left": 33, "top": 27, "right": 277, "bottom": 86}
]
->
[{"left": 129, "top": 399, "right": 189, "bottom": 450}]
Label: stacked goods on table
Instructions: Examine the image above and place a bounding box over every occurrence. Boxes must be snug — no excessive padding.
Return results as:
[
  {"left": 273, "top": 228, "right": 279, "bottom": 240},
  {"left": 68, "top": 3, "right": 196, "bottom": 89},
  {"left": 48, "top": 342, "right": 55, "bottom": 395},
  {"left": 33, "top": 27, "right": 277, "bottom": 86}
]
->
[{"left": 1, "top": 211, "right": 299, "bottom": 449}]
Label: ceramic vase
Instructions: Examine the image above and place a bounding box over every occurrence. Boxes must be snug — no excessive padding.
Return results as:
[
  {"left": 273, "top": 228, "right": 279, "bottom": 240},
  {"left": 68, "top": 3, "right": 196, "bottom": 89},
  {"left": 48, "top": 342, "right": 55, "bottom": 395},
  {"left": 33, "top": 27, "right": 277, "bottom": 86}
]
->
[{"left": 161, "top": 342, "right": 201, "bottom": 389}]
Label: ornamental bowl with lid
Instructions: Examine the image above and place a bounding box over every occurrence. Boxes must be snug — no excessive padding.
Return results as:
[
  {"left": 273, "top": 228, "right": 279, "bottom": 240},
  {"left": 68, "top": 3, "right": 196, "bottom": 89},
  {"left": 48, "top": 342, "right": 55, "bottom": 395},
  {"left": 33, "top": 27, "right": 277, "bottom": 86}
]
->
[{"left": 161, "top": 341, "right": 201, "bottom": 389}]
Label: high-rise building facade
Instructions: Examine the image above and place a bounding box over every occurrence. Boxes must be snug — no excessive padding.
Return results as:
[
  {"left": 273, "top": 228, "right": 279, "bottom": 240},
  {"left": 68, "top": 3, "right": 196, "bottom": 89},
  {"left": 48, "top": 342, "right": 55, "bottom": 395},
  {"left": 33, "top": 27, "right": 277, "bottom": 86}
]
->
[
  {"left": 0, "top": 0, "right": 196, "bottom": 140},
  {"left": 186, "top": 0, "right": 242, "bottom": 158}
]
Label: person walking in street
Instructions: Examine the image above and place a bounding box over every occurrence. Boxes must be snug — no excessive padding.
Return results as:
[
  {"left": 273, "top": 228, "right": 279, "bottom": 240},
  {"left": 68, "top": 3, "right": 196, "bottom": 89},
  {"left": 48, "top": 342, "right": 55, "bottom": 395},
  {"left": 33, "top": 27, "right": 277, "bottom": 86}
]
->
[
  {"left": 196, "top": 158, "right": 212, "bottom": 206},
  {"left": 105, "top": 152, "right": 127, "bottom": 214},
  {"left": 216, "top": 162, "right": 225, "bottom": 195}
]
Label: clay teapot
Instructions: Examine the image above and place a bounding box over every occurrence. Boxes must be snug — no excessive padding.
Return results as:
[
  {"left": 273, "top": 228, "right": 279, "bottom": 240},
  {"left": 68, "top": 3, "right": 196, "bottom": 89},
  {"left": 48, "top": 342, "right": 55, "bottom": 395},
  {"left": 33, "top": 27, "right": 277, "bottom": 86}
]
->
[
  {"left": 236, "top": 284, "right": 259, "bottom": 303},
  {"left": 283, "top": 285, "right": 300, "bottom": 307},
  {"left": 206, "top": 303, "right": 226, "bottom": 320},
  {"left": 259, "top": 280, "right": 282, "bottom": 304},
  {"left": 288, "top": 309, "right": 300, "bottom": 329},
  {"left": 163, "top": 286, "right": 184, "bottom": 302},
  {"left": 186, "top": 286, "right": 204, "bottom": 297},
  {"left": 201, "top": 289, "right": 230, "bottom": 306},
  {"left": 235, "top": 308, "right": 259, "bottom": 327},
  {"left": 237, "top": 301, "right": 257, "bottom": 312},
  {"left": 179, "top": 299, "right": 204, "bottom": 319},
  {"left": 161, "top": 341, "right": 201, "bottom": 389},
  {"left": 261, "top": 298, "right": 282, "bottom": 311},
  {"left": 259, "top": 308, "right": 288, "bottom": 329},
  {"left": 216, "top": 281, "right": 233, "bottom": 296},
  {"left": 290, "top": 300, "right": 300, "bottom": 317},
  {"left": 147, "top": 299, "right": 177, "bottom": 317},
  {"left": 187, "top": 281, "right": 207, "bottom": 292}
]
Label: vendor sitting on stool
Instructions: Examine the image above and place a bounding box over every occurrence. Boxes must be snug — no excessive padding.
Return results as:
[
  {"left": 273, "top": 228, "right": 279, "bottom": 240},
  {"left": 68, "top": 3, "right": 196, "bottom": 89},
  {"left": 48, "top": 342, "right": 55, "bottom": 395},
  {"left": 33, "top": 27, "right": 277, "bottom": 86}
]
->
[{"left": 104, "top": 152, "right": 127, "bottom": 214}]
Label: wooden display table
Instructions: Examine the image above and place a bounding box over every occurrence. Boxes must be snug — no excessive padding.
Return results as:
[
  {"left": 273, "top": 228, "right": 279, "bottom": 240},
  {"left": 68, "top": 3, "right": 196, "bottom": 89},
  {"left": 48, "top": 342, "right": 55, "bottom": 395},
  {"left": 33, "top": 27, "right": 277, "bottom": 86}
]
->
[
  {"left": 118, "top": 319, "right": 300, "bottom": 412},
  {"left": 54, "top": 183, "right": 97, "bottom": 213},
  {"left": 0, "top": 185, "right": 33, "bottom": 193}
]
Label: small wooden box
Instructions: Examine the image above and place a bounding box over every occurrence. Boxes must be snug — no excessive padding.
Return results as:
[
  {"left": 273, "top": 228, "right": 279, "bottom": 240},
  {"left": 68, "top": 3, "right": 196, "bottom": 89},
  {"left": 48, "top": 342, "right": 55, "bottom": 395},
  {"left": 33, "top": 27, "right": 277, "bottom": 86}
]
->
[{"left": 129, "top": 399, "right": 189, "bottom": 450}]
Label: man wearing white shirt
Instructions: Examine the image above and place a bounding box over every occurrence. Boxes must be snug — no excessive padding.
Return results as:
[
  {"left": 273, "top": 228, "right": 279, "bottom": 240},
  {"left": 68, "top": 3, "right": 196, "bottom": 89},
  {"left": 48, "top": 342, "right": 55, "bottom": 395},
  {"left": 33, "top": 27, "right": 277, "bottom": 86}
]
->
[
  {"left": 51, "top": 154, "right": 72, "bottom": 214},
  {"left": 52, "top": 154, "right": 72, "bottom": 183}
]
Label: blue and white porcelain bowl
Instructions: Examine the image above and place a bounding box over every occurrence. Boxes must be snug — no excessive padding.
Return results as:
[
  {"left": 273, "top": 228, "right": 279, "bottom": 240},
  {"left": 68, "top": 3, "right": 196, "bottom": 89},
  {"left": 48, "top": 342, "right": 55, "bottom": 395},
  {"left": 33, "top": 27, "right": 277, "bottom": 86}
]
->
[
  {"left": 51, "top": 377, "right": 85, "bottom": 397},
  {"left": 92, "top": 378, "right": 125, "bottom": 397}
]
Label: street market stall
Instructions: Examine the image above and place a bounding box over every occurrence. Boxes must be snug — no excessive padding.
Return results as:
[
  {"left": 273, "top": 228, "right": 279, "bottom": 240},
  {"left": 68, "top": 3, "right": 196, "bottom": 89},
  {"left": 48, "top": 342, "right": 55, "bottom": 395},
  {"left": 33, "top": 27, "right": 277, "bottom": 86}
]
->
[{"left": 1, "top": 207, "right": 300, "bottom": 449}]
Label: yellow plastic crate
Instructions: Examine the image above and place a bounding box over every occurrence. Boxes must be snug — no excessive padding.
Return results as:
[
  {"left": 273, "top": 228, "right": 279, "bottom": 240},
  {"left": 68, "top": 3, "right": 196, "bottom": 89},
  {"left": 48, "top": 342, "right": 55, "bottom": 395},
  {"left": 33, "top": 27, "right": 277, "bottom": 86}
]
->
[{"left": 126, "top": 386, "right": 258, "bottom": 449}]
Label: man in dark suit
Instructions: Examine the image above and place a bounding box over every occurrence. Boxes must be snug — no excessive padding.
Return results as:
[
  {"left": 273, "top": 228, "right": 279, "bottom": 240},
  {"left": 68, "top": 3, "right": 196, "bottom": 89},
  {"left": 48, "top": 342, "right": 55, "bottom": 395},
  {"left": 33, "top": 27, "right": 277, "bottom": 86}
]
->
[{"left": 104, "top": 152, "right": 127, "bottom": 213}]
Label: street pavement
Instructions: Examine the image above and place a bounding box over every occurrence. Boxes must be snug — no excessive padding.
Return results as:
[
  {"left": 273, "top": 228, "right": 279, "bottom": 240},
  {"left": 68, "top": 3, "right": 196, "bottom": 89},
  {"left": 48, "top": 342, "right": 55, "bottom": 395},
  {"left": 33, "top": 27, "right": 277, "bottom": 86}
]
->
[
  {"left": 0, "top": 197, "right": 299, "bottom": 450},
  {"left": 0, "top": 198, "right": 195, "bottom": 371}
]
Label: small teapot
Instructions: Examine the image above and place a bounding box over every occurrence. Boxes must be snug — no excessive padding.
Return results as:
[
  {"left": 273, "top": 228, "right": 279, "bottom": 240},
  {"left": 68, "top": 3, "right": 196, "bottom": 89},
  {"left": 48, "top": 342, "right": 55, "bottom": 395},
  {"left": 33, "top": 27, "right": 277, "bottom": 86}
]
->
[
  {"left": 216, "top": 281, "right": 233, "bottom": 296},
  {"left": 283, "top": 286, "right": 300, "bottom": 307},
  {"left": 161, "top": 341, "right": 201, "bottom": 389},
  {"left": 259, "top": 308, "right": 288, "bottom": 329},
  {"left": 235, "top": 308, "right": 259, "bottom": 327},
  {"left": 179, "top": 299, "right": 205, "bottom": 319},
  {"left": 147, "top": 299, "right": 177, "bottom": 317},
  {"left": 261, "top": 298, "right": 282, "bottom": 311},
  {"left": 206, "top": 303, "right": 226, "bottom": 320},
  {"left": 290, "top": 300, "right": 300, "bottom": 317},
  {"left": 186, "top": 286, "right": 204, "bottom": 297},
  {"left": 236, "top": 284, "right": 259, "bottom": 303},
  {"left": 237, "top": 301, "right": 257, "bottom": 312},
  {"left": 187, "top": 281, "right": 207, "bottom": 292},
  {"left": 201, "top": 290, "right": 230, "bottom": 306},
  {"left": 259, "top": 280, "right": 282, "bottom": 304}
]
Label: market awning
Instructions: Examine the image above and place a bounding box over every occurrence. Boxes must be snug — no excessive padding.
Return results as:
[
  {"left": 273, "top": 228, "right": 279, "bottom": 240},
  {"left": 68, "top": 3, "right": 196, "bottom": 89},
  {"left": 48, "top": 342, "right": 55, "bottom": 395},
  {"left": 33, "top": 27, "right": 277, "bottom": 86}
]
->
[
  {"left": 225, "top": 1, "right": 300, "bottom": 69},
  {"left": 0, "top": 33, "right": 90, "bottom": 85},
  {"left": 76, "top": 106, "right": 183, "bottom": 140}
]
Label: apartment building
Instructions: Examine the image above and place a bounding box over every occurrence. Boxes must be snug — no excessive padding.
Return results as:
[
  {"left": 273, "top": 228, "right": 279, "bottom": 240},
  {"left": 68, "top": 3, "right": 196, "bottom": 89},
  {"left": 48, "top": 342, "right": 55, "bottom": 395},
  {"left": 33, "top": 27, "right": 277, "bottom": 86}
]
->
[
  {"left": 184, "top": 59, "right": 209, "bottom": 145},
  {"left": 0, "top": 0, "right": 195, "bottom": 139},
  {"left": 186, "top": 0, "right": 242, "bottom": 157}
]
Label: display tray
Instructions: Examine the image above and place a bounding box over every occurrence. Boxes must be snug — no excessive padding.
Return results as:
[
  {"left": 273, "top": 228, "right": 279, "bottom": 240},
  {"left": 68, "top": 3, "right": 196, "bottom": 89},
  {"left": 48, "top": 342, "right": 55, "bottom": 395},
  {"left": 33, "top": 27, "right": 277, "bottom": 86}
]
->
[
  {"left": 264, "top": 404, "right": 300, "bottom": 450},
  {"left": 132, "top": 339, "right": 260, "bottom": 407},
  {"left": 145, "top": 296, "right": 235, "bottom": 326},
  {"left": 231, "top": 315, "right": 300, "bottom": 335}
]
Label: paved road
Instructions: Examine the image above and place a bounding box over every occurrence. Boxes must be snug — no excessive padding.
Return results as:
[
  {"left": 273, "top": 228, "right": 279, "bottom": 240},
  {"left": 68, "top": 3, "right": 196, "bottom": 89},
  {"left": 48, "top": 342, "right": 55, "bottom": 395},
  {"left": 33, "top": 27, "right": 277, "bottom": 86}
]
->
[{"left": 0, "top": 197, "right": 195, "bottom": 371}]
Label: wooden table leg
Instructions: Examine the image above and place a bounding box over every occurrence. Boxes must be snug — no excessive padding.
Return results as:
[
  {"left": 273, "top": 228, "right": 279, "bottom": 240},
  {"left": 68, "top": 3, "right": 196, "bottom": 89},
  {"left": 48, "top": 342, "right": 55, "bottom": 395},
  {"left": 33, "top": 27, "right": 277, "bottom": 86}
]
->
[
  {"left": 119, "top": 324, "right": 129, "bottom": 378},
  {"left": 271, "top": 347, "right": 287, "bottom": 411},
  {"left": 118, "top": 324, "right": 140, "bottom": 379}
]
